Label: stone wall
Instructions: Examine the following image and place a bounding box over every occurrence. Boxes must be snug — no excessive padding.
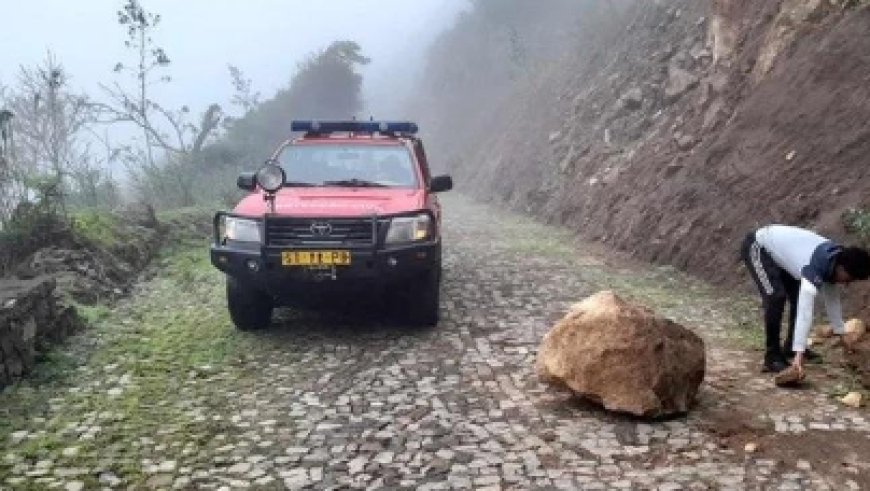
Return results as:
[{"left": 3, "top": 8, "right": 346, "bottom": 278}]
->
[{"left": 0, "top": 277, "right": 82, "bottom": 388}]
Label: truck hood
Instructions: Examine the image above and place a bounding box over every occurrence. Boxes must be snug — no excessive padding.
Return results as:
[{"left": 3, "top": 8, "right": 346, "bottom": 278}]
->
[{"left": 233, "top": 188, "right": 426, "bottom": 217}]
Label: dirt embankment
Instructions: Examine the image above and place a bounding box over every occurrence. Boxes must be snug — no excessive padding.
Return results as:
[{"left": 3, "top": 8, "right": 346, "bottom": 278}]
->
[
  {"left": 441, "top": 0, "right": 870, "bottom": 306},
  {"left": 0, "top": 206, "right": 212, "bottom": 388}
]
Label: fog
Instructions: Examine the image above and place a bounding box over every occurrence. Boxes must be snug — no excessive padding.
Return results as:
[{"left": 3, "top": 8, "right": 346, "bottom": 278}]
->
[{"left": 0, "top": 0, "right": 468, "bottom": 120}]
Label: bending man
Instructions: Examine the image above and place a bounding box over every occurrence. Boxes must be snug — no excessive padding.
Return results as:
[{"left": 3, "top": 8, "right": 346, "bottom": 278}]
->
[{"left": 741, "top": 225, "right": 870, "bottom": 374}]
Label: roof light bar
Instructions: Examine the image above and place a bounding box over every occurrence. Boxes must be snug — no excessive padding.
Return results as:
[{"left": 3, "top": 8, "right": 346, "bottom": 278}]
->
[{"left": 291, "top": 120, "right": 418, "bottom": 135}]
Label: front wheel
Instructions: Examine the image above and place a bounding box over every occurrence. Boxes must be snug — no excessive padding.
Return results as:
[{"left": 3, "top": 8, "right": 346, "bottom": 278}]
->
[
  {"left": 406, "top": 269, "right": 441, "bottom": 327},
  {"left": 226, "top": 276, "right": 273, "bottom": 331}
]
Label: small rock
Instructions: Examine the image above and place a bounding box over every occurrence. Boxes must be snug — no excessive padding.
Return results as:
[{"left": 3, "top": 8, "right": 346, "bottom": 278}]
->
[
  {"left": 348, "top": 456, "right": 367, "bottom": 475},
  {"left": 374, "top": 452, "right": 394, "bottom": 464},
  {"left": 228, "top": 462, "right": 252, "bottom": 475},
  {"left": 744, "top": 442, "right": 758, "bottom": 454},
  {"left": 255, "top": 475, "right": 275, "bottom": 486},
  {"left": 65, "top": 481, "right": 85, "bottom": 491},
  {"left": 10, "top": 431, "right": 29, "bottom": 444},
  {"left": 158, "top": 461, "right": 177, "bottom": 473},
  {"left": 774, "top": 365, "right": 805, "bottom": 387},
  {"left": 146, "top": 474, "right": 173, "bottom": 489},
  {"left": 840, "top": 392, "right": 862, "bottom": 408},
  {"left": 845, "top": 319, "right": 866, "bottom": 337},
  {"left": 786, "top": 150, "right": 796, "bottom": 161},
  {"left": 61, "top": 447, "right": 79, "bottom": 458},
  {"left": 99, "top": 472, "right": 122, "bottom": 486}
]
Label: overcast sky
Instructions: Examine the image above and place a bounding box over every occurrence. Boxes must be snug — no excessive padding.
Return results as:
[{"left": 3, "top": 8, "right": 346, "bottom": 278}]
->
[{"left": 0, "top": 0, "right": 468, "bottom": 124}]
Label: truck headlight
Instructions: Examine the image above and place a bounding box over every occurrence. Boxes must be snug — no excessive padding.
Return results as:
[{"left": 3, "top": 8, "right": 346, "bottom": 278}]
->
[
  {"left": 224, "top": 217, "right": 262, "bottom": 243},
  {"left": 385, "top": 214, "right": 432, "bottom": 244}
]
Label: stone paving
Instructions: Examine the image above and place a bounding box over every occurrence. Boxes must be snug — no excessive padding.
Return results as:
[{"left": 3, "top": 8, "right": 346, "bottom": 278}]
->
[{"left": 2, "top": 195, "right": 869, "bottom": 490}]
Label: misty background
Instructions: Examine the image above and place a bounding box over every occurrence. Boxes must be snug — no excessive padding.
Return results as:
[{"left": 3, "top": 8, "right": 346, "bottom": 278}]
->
[
  {"left": 1, "top": 1, "right": 467, "bottom": 139},
  {"left": 0, "top": 0, "right": 595, "bottom": 270}
]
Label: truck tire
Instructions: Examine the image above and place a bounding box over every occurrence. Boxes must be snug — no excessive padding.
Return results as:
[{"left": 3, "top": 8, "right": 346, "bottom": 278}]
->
[
  {"left": 226, "top": 276, "right": 273, "bottom": 331},
  {"left": 407, "top": 268, "right": 441, "bottom": 327}
]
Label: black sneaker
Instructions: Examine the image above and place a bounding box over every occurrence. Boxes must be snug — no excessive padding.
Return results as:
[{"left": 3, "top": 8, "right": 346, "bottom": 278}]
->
[
  {"left": 761, "top": 358, "right": 789, "bottom": 373},
  {"left": 784, "top": 348, "right": 822, "bottom": 363}
]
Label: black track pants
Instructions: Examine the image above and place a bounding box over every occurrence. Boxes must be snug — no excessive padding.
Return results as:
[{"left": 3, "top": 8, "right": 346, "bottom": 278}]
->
[{"left": 741, "top": 233, "right": 800, "bottom": 360}]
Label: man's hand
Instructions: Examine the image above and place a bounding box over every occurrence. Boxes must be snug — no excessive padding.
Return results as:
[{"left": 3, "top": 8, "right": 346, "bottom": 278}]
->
[{"left": 791, "top": 352, "right": 805, "bottom": 379}]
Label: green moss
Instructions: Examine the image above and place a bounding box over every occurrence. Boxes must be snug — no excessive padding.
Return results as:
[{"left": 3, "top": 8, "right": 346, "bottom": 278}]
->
[
  {"left": 843, "top": 208, "right": 870, "bottom": 246},
  {"left": 0, "top": 240, "right": 249, "bottom": 487},
  {"left": 71, "top": 210, "right": 121, "bottom": 249}
]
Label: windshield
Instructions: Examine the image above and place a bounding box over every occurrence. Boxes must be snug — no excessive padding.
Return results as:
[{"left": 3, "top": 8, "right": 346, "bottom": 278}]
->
[{"left": 276, "top": 144, "right": 419, "bottom": 188}]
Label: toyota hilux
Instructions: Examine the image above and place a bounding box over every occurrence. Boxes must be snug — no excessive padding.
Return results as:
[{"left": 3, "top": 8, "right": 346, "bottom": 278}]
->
[{"left": 210, "top": 120, "right": 453, "bottom": 330}]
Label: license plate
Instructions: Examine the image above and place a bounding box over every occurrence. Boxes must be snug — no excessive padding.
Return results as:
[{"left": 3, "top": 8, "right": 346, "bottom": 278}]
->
[{"left": 282, "top": 250, "right": 351, "bottom": 267}]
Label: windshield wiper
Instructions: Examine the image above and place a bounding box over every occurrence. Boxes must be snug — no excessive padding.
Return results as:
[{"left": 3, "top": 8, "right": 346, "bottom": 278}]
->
[
  {"left": 283, "top": 181, "right": 319, "bottom": 188},
  {"left": 323, "top": 179, "right": 388, "bottom": 188}
]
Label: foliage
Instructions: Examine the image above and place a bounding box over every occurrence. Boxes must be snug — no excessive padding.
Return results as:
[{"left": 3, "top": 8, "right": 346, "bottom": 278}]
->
[
  {"left": 71, "top": 209, "right": 120, "bottom": 249},
  {"left": 134, "top": 39, "right": 372, "bottom": 209},
  {"left": 227, "top": 65, "right": 260, "bottom": 115},
  {"left": 220, "top": 40, "right": 370, "bottom": 165},
  {"left": 94, "top": 0, "right": 224, "bottom": 209},
  {"left": 843, "top": 208, "right": 870, "bottom": 245},
  {"left": 0, "top": 182, "right": 70, "bottom": 273}
]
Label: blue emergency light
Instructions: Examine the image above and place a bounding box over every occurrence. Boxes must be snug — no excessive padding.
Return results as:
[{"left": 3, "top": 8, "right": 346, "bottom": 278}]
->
[{"left": 291, "top": 120, "right": 418, "bottom": 135}]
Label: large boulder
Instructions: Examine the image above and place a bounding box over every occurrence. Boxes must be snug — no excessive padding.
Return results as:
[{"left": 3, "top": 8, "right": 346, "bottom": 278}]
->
[{"left": 536, "top": 291, "right": 705, "bottom": 418}]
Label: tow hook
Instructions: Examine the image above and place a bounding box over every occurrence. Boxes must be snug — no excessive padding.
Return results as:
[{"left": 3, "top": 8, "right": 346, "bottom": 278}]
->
[{"left": 310, "top": 266, "right": 337, "bottom": 282}]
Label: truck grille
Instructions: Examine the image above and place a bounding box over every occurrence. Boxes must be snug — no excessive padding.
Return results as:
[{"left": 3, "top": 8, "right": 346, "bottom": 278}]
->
[{"left": 265, "top": 217, "right": 378, "bottom": 247}]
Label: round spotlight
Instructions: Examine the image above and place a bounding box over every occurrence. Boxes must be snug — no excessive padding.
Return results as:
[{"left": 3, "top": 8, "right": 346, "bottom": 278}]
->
[
  {"left": 311, "top": 121, "right": 321, "bottom": 132},
  {"left": 256, "top": 164, "right": 285, "bottom": 193},
  {"left": 379, "top": 122, "right": 389, "bottom": 132}
]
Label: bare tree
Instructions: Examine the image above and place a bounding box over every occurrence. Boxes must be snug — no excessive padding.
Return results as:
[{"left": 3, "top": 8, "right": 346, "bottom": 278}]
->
[
  {"left": 228, "top": 65, "right": 260, "bottom": 115},
  {"left": 0, "top": 85, "right": 17, "bottom": 225},
  {"left": 4, "top": 54, "right": 96, "bottom": 216},
  {"left": 95, "top": 0, "right": 222, "bottom": 165}
]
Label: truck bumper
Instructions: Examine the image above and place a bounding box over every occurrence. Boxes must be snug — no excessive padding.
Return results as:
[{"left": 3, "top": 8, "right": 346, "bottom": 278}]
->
[{"left": 210, "top": 241, "right": 441, "bottom": 304}]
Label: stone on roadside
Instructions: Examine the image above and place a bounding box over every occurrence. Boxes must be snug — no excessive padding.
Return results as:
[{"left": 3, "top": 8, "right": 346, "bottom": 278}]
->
[
  {"left": 227, "top": 462, "right": 252, "bottom": 475},
  {"left": 146, "top": 474, "right": 173, "bottom": 489},
  {"left": 840, "top": 392, "right": 862, "bottom": 408},
  {"left": 744, "top": 442, "right": 758, "bottom": 454},
  {"left": 845, "top": 318, "right": 866, "bottom": 340},
  {"left": 10, "top": 431, "right": 29, "bottom": 444},
  {"left": 774, "top": 365, "right": 805, "bottom": 387},
  {"left": 536, "top": 291, "right": 705, "bottom": 418},
  {"left": 65, "top": 481, "right": 85, "bottom": 491}
]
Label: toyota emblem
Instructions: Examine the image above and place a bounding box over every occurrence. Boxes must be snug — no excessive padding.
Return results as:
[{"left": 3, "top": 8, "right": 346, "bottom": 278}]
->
[{"left": 310, "top": 222, "right": 333, "bottom": 237}]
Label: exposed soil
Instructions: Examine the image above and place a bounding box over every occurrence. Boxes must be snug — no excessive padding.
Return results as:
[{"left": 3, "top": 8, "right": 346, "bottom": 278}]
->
[{"left": 440, "top": 1, "right": 870, "bottom": 320}]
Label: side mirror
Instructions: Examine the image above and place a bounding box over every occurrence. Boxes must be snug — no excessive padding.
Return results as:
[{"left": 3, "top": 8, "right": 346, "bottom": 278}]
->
[
  {"left": 237, "top": 172, "right": 256, "bottom": 191},
  {"left": 430, "top": 175, "right": 453, "bottom": 193}
]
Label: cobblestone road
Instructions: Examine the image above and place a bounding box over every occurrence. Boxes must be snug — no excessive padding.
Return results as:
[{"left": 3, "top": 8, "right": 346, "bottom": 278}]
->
[{"left": 2, "top": 196, "right": 869, "bottom": 490}]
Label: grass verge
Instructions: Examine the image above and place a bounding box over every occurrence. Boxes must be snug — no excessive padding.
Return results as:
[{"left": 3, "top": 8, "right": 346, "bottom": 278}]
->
[{"left": 0, "top": 236, "right": 249, "bottom": 488}]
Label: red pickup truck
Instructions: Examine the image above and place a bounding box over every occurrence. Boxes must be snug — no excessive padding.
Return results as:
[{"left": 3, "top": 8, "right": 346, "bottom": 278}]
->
[{"left": 210, "top": 121, "right": 453, "bottom": 330}]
